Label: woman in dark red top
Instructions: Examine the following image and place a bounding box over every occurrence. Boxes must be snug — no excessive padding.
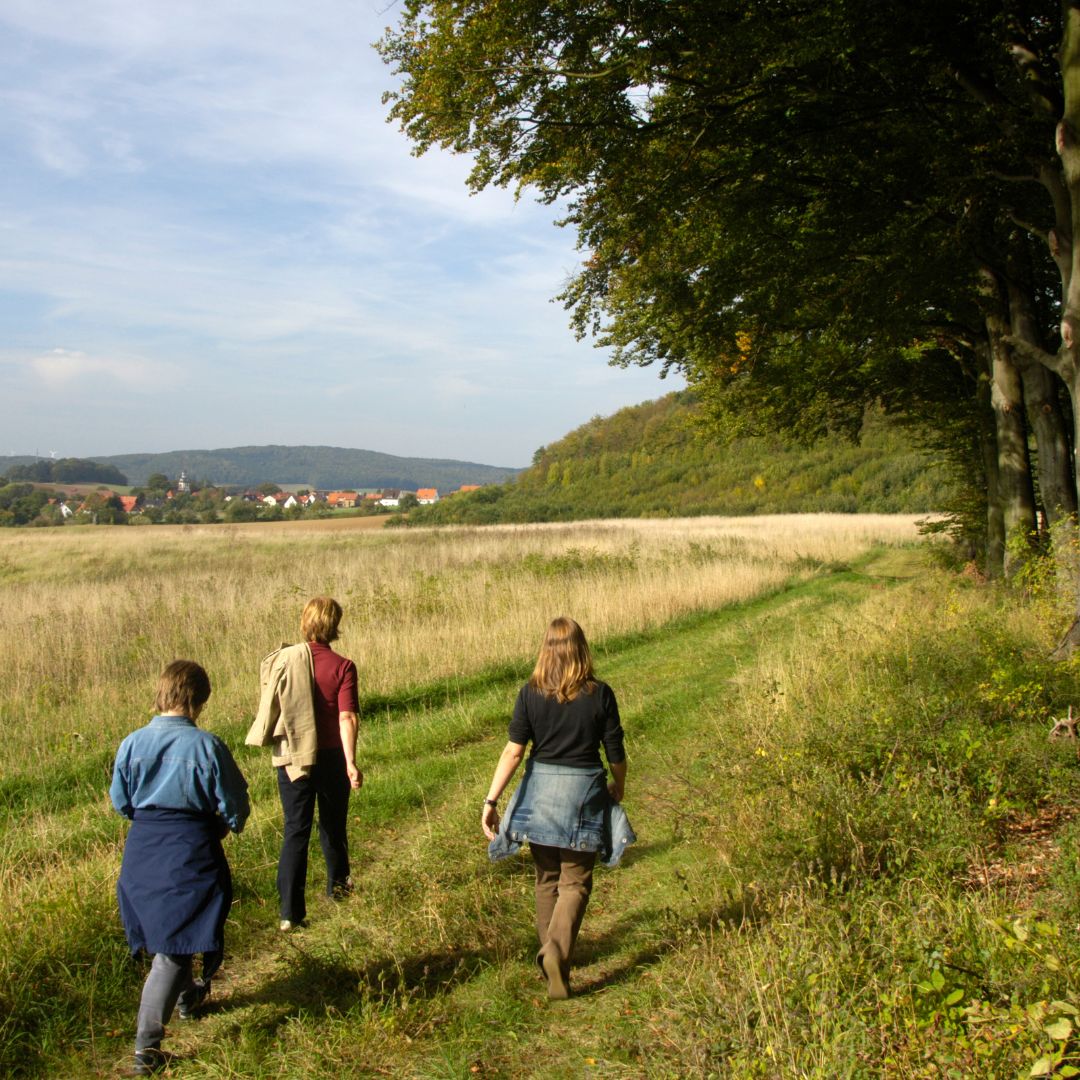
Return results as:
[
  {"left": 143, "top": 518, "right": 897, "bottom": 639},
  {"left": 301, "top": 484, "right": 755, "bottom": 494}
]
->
[{"left": 277, "top": 596, "right": 362, "bottom": 930}]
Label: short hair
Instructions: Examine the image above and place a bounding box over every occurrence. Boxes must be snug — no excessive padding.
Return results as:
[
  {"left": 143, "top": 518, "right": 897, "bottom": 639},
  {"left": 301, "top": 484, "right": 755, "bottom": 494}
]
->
[
  {"left": 528, "top": 616, "right": 596, "bottom": 703},
  {"left": 301, "top": 596, "right": 343, "bottom": 644},
  {"left": 155, "top": 660, "right": 212, "bottom": 716}
]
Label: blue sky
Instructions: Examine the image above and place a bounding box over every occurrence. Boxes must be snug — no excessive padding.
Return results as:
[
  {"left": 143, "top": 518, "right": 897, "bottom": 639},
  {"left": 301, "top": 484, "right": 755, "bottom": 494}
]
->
[{"left": 0, "top": 1, "right": 679, "bottom": 468}]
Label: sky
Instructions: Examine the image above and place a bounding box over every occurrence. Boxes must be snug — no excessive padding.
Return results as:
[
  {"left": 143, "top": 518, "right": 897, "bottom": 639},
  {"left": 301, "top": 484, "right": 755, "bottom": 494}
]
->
[{"left": 0, "top": 1, "right": 680, "bottom": 469}]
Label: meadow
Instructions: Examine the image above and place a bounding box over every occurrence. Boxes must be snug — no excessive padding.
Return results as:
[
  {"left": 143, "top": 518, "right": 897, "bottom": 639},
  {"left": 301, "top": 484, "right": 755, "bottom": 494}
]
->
[{"left": 2, "top": 514, "right": 1079, "bottom": 1077}]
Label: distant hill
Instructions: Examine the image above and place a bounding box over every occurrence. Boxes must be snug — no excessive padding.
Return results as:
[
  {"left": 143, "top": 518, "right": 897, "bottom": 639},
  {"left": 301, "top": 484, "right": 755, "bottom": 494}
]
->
[
  {"left": 406, "top": 391, "right": 955, "bottom": 525},
  {"left": 0, "top": 446, "right": 520, "bottom": 490}
]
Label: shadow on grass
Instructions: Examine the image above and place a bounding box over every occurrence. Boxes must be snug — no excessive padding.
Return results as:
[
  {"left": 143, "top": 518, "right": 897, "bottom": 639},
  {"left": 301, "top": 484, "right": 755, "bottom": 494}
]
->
[
  {"left": 212, "top": 944, "right": 491, "bottom": 1033},
  {"left": 573, "top": 890, "right": 770, "bottom": 996}
]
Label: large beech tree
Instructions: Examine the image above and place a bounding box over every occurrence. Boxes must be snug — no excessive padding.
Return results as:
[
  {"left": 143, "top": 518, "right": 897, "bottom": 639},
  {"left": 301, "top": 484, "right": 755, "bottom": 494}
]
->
[{"left": 380, "top": 1, "right": 1080, "bottom": 595}]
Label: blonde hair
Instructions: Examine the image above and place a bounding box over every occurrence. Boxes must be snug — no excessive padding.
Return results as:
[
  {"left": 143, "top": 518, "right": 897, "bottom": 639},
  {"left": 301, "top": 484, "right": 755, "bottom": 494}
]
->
[
  {"left": 155, "top": 660, "right": 211, "bottom": 716},
  {"left": 301, "top": 596, "right": 342, "bottom": 644},
  {"left": 528, "top": 616, "right": 596, "bottom": 703}
]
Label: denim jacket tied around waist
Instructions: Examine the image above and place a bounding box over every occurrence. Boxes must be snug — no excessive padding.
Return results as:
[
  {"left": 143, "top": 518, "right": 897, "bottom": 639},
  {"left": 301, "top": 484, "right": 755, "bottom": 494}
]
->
[{"left": 487, "top": 759, "right": 636, "bottom": 869}]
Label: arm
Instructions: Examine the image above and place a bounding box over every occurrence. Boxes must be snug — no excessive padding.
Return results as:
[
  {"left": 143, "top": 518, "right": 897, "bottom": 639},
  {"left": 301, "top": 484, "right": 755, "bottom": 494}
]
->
[
  {"left": 339, "top": 710, "right": 362, "bottom": 790},
  {"left": 601, "top": 684, "right": 627, "bottom": 801},
  {"left": 481, "top": 740, "right": 526, "bottom": 840},
  {"left": 608, "top": 759, "right": 627, "bottom": 802},
  {"left": 108, "top": 750, "right": 134, "bottom": 819},
  {"left": 213, "top": 744, "right": 251, "bottom": 834}
]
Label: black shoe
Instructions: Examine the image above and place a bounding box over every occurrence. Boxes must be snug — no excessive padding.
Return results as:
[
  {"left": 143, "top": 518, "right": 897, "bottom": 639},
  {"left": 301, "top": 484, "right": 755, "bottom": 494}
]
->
[
  {"left": 130, "top": 1048, "right": 166, "bottom": 1075},
  {"left": 330, "top": 876, "right": 353, "bottom": 901},
  {"left": 177, "top": 978, "right": 210, "bottom": 1020}
]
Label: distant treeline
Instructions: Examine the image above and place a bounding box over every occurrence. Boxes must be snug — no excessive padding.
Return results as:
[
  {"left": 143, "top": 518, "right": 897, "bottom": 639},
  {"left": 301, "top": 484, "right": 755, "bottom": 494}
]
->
[
  {"left": 4, "top": 458, "right": 128, "bottom": 485},
  {"left": 40, "top": 445, "right": 520, "bottom": 490},
  {"left": 404, "top": 392, "right": 955, "bottom": 526}
]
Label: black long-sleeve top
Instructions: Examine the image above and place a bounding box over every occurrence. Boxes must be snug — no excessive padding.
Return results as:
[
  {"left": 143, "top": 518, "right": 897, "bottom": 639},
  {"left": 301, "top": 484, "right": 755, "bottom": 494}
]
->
[{"left": 508, "top": 681, "right": 625, "bottom": 768}]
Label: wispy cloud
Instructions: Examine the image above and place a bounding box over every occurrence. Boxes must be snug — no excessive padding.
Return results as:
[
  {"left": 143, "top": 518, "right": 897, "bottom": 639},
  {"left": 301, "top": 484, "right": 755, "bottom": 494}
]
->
[
  {"left": 30, "top": 347, "right": 177, "bottom": 388},
  {"left": 0, "top": 0, "right": 678, "bottom": 463}
]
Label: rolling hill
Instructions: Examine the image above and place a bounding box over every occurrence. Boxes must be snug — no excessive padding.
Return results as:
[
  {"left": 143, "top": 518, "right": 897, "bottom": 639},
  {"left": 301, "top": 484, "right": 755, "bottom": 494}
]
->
[
  {"left": 406, "top": 390, "right": 956, "bottom": 524},
  {"left": 0, "top": 445, "right": 520, "bottom": 491}
]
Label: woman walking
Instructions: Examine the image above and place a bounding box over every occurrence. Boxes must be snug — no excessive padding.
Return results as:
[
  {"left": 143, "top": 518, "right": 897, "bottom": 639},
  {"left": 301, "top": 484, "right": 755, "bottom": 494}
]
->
[
  {"left": 248, "top": 597, "right": 363, "bottom": 930},
  {"left": 110, "top": 660, "right": 249, "bottom": 1076},
  {"left": 483, "top": 616, "right": 634, "bottom": 999}
]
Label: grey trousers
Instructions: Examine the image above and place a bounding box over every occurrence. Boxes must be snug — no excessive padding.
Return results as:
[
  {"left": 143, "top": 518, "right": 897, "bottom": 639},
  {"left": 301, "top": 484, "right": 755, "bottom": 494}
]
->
[
  {"left": 135, "top": 952, "right": 218, "bottom": 1051},
  {"left": 532, "top": 844, "right": 596, "bottom": 977}
]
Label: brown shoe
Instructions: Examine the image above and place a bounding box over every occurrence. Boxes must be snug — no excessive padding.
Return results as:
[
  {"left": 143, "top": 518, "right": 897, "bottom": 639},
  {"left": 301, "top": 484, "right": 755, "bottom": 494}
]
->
[{"left": 540, "top": 948, "right": 569, "bottom": 1000}]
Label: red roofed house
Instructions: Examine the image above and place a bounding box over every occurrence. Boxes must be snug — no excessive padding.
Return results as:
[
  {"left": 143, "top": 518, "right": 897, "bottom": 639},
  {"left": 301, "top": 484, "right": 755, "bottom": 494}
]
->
[
  {"left": 416, "top": 488, "right": 439, "bottom": 505},
  {"left": 456, "top": 485, "right": 480, "bottom": 495},
  {"left": 118, "top": 495, "right": 143, "bottom": 514},
  {"left": 326, "top": 491, "right": 359, "bottom": 508}
]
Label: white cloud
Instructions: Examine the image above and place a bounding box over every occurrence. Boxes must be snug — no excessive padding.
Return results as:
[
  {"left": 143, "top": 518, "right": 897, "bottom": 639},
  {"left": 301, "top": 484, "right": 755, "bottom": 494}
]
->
[
  {"left": 30, "top": 348, "right": 175, "bottom": 388},
  {"left": 0, "top": 1, "right": 681, "bottom": 463}
]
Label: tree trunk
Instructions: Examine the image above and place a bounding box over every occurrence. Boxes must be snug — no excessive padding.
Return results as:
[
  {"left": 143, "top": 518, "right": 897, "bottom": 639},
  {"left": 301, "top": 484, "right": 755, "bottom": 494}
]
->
[
  {"left": 976, "top": 341, "right": 1005, "bottom": 578},
  {"left": 981, "top": 271, "right": 1038, "bottom": 576},
  {"left": 1022, "top": 363, "right": 1076, "bottom": 526},
  {"left": 1006, "top": 279, "right": 1077, "bottom": 528}
]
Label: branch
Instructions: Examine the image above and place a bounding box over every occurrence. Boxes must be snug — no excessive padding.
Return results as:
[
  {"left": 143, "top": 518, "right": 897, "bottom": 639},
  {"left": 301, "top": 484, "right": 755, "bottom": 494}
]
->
[
  {"left": 1002, "top": 333, "right": 1062, "bottom": 374},
  {"left": 990, "top": 169, "right": 1041, "bottom": 184},
  {"left": 1008, "top": 214, "right": 1049, "bottom": 243}
]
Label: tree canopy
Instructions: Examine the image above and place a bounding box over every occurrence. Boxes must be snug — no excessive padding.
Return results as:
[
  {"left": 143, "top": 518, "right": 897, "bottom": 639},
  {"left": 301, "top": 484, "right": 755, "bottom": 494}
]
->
[
  {"left": 4, "top": 458, "right": 128, "bottom": 486},
  {"left": 381, "top": 1, "right": 1080, "bottom": 590}
]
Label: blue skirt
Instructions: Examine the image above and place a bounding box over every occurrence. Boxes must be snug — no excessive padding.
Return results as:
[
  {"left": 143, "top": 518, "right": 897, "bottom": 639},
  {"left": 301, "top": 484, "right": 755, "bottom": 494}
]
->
[{"left": 117, "top": 809, "right": 232, "bottom": 957}]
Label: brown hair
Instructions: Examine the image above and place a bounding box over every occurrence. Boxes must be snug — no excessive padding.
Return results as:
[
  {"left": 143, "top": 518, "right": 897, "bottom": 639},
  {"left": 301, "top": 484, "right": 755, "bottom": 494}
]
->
[
  {"left": 301, "top": 596, "right": 343, "bottom": 644},
  {"left": 155, "top": 660, "right": 211, "bottom": 717},
  {"left": 528, "top": 616, "right": 596, "bottom": 703}
]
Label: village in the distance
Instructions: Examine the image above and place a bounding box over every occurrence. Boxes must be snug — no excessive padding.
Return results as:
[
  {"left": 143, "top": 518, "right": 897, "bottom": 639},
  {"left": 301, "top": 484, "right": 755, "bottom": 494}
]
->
[{"left": 0, "top": 463, "right": 487, "bottom": 527}]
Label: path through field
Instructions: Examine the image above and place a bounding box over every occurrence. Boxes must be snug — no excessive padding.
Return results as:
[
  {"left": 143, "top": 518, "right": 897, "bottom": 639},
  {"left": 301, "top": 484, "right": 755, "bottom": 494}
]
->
[{"left": 91, "top": 549, "right": 925, "bottom": 1079}]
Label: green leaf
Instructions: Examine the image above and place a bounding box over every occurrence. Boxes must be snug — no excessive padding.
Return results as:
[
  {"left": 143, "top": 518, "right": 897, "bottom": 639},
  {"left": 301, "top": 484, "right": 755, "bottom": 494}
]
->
[
  {"left": 1045, "top": 1018, "right": 1073, "bottom": 1041},
  {"left": 944, "top": 989, "right": 964, "bottom": 1006},
  {"left": 1050, "top": 1002, "right": 1080, "bottom": 1017},
  {"left": 1057, "top": 1066, "right": 1080, "bottom": 1078},
  {"left": 1029, "top": 1057, "right": 1054, "bottom": 1077},
  {"left": 931, "top": 969, "right": 945, "bottom": 991}
]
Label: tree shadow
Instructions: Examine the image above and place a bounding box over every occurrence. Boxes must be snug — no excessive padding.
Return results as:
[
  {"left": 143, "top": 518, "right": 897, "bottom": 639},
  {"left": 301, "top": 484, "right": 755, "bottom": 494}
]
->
[
  {"left": 209, "top": 943, "right": 491, "bottom": 1035},
  {"left": 572, "top": 889, "right": 770, "bottom": 996}
]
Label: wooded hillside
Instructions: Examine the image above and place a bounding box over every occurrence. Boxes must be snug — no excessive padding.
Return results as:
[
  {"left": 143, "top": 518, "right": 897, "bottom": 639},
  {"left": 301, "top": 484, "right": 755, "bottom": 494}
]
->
[
  {"left": 0, "top": 445, "right": 519, "bottom": 491},
  {"left": 408, "top": 392, "right": 954, "bottom": 525}
]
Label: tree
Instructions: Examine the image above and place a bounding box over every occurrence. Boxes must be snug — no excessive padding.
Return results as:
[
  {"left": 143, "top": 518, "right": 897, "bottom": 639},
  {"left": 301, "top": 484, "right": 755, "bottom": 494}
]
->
[
  {"left": 380, "top": 0, "right": 1080, "bottom": 582},
  {"left": 146, "top": 473, "right": 171, "bottom": 493},
  {"left": 221, "top": 499, "right": 257, "bottom": 523}
]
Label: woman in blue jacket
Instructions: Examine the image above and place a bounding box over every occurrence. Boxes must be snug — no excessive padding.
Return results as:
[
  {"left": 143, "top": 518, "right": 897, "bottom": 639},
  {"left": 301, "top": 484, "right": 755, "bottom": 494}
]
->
[
  {"left": 110, "top": 660, "right": 249, "bottom": 1076},
  {"left": 482, "top": 617, "right": 633, "bottom": 999}
]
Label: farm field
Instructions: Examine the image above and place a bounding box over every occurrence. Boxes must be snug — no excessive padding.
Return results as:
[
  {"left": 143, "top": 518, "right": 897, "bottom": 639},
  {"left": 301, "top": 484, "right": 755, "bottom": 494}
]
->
[{"left": 2, "top": 515, "right": 1080, "bottom": 1077}]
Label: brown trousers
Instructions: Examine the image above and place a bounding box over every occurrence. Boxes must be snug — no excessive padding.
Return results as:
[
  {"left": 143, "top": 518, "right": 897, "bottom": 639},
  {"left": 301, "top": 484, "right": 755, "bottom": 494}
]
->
[{"left": 532, "top": 843, "right": 596, "bottom": 977}]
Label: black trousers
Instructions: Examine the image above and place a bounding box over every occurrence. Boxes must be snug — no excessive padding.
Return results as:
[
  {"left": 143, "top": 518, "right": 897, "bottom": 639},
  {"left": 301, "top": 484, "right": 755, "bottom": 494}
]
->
[{"left": 276, "top": 746, "right": 352, "bottom": 922}]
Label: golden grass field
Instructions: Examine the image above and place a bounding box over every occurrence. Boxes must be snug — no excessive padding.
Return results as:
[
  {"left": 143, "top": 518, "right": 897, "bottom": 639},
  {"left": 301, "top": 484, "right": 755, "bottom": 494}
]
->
[
  {"left": 0, "top": 513, "right": 925, "bottom": 725},
  {"left": 23, "top": 513, "right": 1080, "bottom": 1079}
]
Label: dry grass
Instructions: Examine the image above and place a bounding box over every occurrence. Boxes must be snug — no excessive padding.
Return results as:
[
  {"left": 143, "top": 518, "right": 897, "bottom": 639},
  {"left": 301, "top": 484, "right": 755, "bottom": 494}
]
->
[{"left": 0, "top": 514, "right": 923, "bottom": 735}]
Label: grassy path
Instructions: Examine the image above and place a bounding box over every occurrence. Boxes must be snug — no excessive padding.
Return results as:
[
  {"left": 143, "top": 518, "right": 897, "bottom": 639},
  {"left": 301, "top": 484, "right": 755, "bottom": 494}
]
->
[{"left": 84, "top": 550, "right": 939, "bottom": 1077}]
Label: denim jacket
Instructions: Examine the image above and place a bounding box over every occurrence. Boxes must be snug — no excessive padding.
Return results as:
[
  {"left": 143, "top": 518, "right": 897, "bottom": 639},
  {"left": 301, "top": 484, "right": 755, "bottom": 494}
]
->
[
  {"left": 110, "top": 715, "right": 250, "bottom": 834},
  {"left": 488, "top": 760, "right": 636, "bottom": 868}
]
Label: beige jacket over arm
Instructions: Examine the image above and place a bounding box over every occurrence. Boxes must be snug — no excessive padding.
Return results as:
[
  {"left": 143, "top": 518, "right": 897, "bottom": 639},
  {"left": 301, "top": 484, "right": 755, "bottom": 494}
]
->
[{"left": 245, "top": 642, "right": 318, "bottom": 780}]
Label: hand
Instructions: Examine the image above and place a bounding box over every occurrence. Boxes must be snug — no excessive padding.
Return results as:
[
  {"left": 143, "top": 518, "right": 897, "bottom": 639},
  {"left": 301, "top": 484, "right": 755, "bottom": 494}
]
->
[
  {"left": 482, "top": 803, "right": 500, "bottom": 841},
  {"left": 607, "top": 780, "right": 624, "bottom": 802},
  {"left": 346, "top": 763, "right": 363, "bottom": 790}
]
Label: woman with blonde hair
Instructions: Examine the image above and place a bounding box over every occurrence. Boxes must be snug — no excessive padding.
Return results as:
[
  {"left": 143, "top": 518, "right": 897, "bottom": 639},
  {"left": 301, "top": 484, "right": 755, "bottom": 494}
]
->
[
  {"left": 483, "top": 617, "right": 634, "bottom": 999},
  {"left": 248, "top": 597, "right": 362, "bottom": 931}
]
